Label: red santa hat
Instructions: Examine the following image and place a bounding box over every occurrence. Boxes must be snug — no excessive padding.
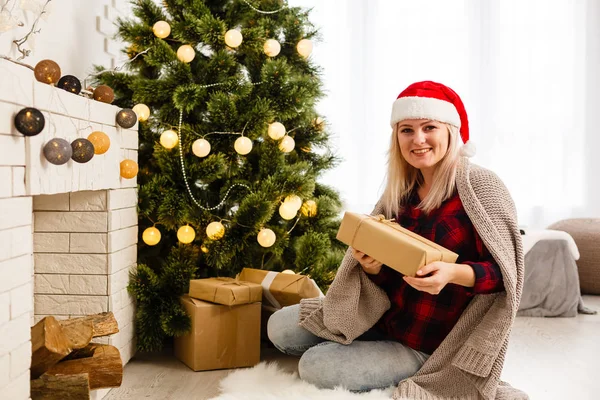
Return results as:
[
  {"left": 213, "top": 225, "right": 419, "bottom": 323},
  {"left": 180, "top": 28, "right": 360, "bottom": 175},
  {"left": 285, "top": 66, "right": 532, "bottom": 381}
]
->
[{"left": 390, "top": 81, "right": 475, "bottom": 157}]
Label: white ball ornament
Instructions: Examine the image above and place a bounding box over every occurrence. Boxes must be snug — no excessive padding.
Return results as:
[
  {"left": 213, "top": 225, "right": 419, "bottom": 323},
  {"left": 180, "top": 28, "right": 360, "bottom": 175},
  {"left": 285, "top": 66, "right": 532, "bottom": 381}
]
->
[
  {"left": 132, "top": 104, "right": 150, "bottom": 122},
  {"left": 177, "top": 225, "right": 196, "bottom": 244},
  {"left": 234, "top": 136, "right": 253, "bottom": 155},
  {"left": 192, "top": 138, "right": 211, "bottom": 157},
  {"left": 279, "top": 136, "right": 295, "bottom": 153},
  {"left": 281, "top": 269, "right": 295, "bottom": 274},
  {"left": 263, "top": 39, "right": 281, "bottom": 57},
  {"left": 160, "top": 129, "right": 179, "bottom": 149},
  {"left": 296, "top": 38, "right": 313, "bottom": 58},
  {"left": 177, "top": 45, "right": 196, "bottom": 63},
  {"left": 153, "top": 21, "right": 171, "bottom": 39},
  {"left": 284, "top": 195, "right": 303, "bottom": 211},
  {"left": 206, "top": 221, "right": 225, "bottom": 240},
  {"left": 279, "top": 202, "right": 297, "bottom": 220},
  {"left": 268, "top": 122, "right": 286, "bottom": 140},
  {"left": 224, "top": 29, "right": 243, "bottom": 48},
  {"left": 257, "top": 228, "right": 276, "bottom": 247}
]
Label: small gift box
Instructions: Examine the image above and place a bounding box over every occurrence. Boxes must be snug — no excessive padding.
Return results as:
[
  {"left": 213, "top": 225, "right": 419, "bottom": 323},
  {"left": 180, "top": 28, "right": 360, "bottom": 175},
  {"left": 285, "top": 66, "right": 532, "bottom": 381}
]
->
[{"left": 188, "top": 277, "right": 262, "bottom": 306}]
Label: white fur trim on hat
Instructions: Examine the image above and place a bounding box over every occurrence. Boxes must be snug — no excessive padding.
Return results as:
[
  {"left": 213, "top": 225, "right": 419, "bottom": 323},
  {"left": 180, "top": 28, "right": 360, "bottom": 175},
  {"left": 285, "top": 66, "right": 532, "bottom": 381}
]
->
[
  {"left": 391, "top": 96, "right": 461, "bottom": 128},
  {"left": 460, "top": 140, "right": 476, "bottom": 158}
]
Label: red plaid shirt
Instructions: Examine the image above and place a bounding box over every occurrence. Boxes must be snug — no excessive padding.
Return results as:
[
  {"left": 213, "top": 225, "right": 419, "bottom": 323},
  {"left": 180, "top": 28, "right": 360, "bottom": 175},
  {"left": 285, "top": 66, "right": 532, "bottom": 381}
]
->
[{"left": 368, "top": 189, "right": 504, "bottom": 354}]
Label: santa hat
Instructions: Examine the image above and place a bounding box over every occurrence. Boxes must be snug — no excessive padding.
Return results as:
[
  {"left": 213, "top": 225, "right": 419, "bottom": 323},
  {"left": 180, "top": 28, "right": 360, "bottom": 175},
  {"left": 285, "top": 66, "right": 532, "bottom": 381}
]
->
[{"left": 390, "top": 81, "right": 475, "bottom": 157}]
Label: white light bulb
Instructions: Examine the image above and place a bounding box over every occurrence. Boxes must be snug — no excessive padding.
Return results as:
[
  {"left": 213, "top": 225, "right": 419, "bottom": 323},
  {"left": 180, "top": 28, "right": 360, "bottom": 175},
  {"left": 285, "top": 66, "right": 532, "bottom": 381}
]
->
[
  {"left": 263, "top": 39, "right": 281, "bottom": 57},
  {"left": 279, "top": 136, "right": 295, "bottom": 153},
  {"left": 234, "top": 136, "right": 253, "bottom": 155},
  {"left": 153, "top": 21, "right": 171, "bottom": 39},
  {"left": 279, "top": 202, "right": 297, "bottom": 220},
  {"left": 257, "top": 228, "right": 276, "bottom": 247},
  {"left": 192, "top": 138, "right": 211, "bottom": 157},
  {"left": 160, "top": 129, "right": 179, "bottom": 149},
  {"left": 132, "top": 104, "right": 150, "bottom": 122},
  {"left": 284, "top": 195, "right": 303, "bottom": 211},
  {"left": 224, "top": 29, "right": 243, "bottom": 48},
  {"left": 297, "top": 39, "right": 313, "bottom": 58},
  {"left": 268, "top": 122, "right": 286, "bottom": 140},
  {"left": 177, "top": 45, "right": 196, "bottom": 63}
]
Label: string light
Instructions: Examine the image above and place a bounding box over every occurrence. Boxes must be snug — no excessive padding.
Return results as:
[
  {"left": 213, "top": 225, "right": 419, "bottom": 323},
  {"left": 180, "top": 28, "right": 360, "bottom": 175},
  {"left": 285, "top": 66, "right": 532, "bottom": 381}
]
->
[{"left": 241, "top": 0, "right": 285, "bottom": 14}]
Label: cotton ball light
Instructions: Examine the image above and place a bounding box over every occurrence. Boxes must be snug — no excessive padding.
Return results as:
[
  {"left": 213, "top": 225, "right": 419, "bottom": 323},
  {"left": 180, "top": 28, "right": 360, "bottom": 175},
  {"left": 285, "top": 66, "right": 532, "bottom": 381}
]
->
[
  {"left": 142, "top": 227, "right": 161, "bottom": 246},
  {"left": 160, "top": 129, "right": 179, "bottom": 149},
  {"left": 224, "top": 29, "right": 243, "bottom": 48},
  {"left": 281, "top": 269, "right": 295, "bottom": 275},
  {"left": 296, "top": 38, "right": 313, "bottom": 58},
  {"left": 234, "top": 136, "right": 252, "bottom": 155},
  {"left": 206, "top": 221, "right": 225, "bottom": 240},
  {"left": 177, "top": 225, "right": 196, "bottom": 244},
  {"left": 268, "top": 122, "right": 286, "bottom": 140},
  {"left": 284, "top": 195, "right": 302, "bottom": 211},
  {"left": 177, "top": 45, "right": 196, "bottom": 63},
  {"left": 87, "top": 131, "right": 110, "bottom": 154},
  {"left": 263, "top": 39, "right": 281, "bottom": 57},
  {"left": 257, "top": 228, "right": 276, "bottom": 248},
  {"left": 153, "top": 21, "right": 171, "bottom": 38},
  {"left": 120, "top": 159, "right": 139, "bottom": 179},
  {"left": 132, "top": 104, "right": 150, "bottom": 122},
  {"left": 279, "top": 136, "right": 295, "bottom": 153},
  {"left": 192, "top": 138, "right": 211, "bottom": 157},
  {"left": 279, "top": 202, "right": 297, "bottom": 220}
]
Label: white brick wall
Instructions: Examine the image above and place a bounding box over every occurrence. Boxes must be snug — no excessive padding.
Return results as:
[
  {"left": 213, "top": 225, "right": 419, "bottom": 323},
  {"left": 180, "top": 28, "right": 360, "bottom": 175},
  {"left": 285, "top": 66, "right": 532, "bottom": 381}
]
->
[{"left": 0, "top": 60, "right": 138, "bottom": 398}]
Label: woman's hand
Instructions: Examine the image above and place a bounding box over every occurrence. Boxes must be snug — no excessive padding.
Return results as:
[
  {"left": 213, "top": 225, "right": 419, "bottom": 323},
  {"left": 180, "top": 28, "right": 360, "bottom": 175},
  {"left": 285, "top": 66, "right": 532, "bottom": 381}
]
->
[
  {"left": 403, "top": 261, "right": 457, "bottom": 295},
  {"left": 351, "top": 248, "right": 383, "bottom": 275}
]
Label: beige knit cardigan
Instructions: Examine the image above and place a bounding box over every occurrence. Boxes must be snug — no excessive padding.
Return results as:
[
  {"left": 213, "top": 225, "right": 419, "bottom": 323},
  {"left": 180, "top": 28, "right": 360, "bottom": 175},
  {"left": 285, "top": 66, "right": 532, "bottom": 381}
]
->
[{"left": 298, "top": 157, "right": 528, "bottom": 400}]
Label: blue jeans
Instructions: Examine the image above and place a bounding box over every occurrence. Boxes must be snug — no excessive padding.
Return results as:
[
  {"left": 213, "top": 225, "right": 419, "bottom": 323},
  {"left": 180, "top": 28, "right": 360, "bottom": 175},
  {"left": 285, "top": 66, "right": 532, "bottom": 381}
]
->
[{"left": 267, "top": 304, "right": 430, "bottom": 392}]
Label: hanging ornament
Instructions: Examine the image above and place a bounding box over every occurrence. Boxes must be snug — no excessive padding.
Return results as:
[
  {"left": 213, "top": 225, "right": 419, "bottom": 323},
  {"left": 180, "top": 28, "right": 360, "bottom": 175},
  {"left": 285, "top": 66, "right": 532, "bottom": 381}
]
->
[
  {"left": 120, "top": 159, "right": 138, "bottom": 179},
  {"left": 57, "top": 75, "right": 82, "bottom": 94},
  {"left": 34, "top": 59, "right": 61, "bottom": 84},
  {"left": 71, "top": 138, "right": 95, "bottom": 163},
  {"left": 300, "top": 145, "right": 311, "bottom": 153},
  {"left": 257, "top": 228, "right": 276, "bottom": 248},
  {"left": 206, "top": 221, "right": 225, "bottom": 240},
  {"left": 284, "top": 194, "right": 303, "bottom": 211},
  {"left": 268, "top": 122, "right": 286, "bottom": 140},
  {"left": 234, "top": 136, "right": 252, "bottom": 155},
  {"left": 296, "top": 38, "right": 313, "bottom": 58},
  {"left": 152, "top": 20, "right": 171, "bottom": 38},
  {"left": 281, "top": 269, "right": 295, "bottom": 275},
  {"left": 93, "top": 85, "right": 115, "bottom": 104},
  {"left": 279, "top": 136, "right": 295, "bottom": 153},
  {"left": 192, "top": 138, "right": 211, "bottom": 157},
  {"left": 116, "top": 109, "right": 137, "bottom": 129},
  {"left": 201, "top": 244, "right": 209, "bottom": 253},
  {"left": 14, "top": 107, "right": 45, "bottom": 136},
  {"left": 132, "top": 104, "right": 150, "bottom": 122},
  {"left": 43, "top": 138, "right": 72, "bottom": 165},
  {"left": 279, "top": 202, "right": 297, "bottom": 220},
  {"left": 224, "top": 29, "right": 243, "bottom": 48},
  {"left": 177, "top": 225, "right": 196, "bottom": 244},
  {"left": 314, "top": 116, "right": 325, "bottom": 129},
  {"left": 263, "top": 39, "right": 281, "bottom": 57},
  {"left": 177, "top": 45, "right": 196, "bottom": 63},
  {"left": 301, "top": 200, "right": 318, "bottom": 217},
  {"left": 87, "top": 131, "right": 110, "bottom": 154},
  {"left": 160, "top": 129, "right": 179, "bottom": 149},
  {"left": 142, "top": 226, "right": 161, "bottom": 246}
]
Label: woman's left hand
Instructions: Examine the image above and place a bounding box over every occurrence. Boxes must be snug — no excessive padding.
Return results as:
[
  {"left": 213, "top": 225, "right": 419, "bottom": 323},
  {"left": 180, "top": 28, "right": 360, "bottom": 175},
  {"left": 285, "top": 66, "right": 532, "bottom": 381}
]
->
[{"left": 403, "top": 262, "right": 456, "bottom": 295}]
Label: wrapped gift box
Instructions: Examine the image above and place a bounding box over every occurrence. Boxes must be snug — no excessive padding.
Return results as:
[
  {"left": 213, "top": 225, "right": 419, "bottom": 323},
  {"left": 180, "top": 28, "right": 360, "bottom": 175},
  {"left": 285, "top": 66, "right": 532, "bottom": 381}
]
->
[
  {"left": 237, "top": 268, "right": 322, "bottom": 309},
  {"left": 336, "top": 212, "right": 458, "bottom": 277},
  {"left": 174, "top": 295, "right": 260, "bottom": 372},
  {"left": 189, "top": 277, "right": 262, "bottom": 306}
]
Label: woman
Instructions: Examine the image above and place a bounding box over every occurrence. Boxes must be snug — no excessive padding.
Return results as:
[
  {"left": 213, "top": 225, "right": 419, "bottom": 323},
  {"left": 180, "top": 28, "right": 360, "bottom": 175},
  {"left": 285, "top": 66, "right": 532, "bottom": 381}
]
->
[{"left": 268, "top": 81, "right": 526, "bottom": 399}]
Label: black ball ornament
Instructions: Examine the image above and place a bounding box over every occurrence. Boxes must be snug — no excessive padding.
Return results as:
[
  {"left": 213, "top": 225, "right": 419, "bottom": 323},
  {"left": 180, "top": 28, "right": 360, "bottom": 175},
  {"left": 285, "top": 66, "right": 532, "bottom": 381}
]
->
[
  {"left": 43, "top": 138, "right": 72, "bottom": 165},
  {"left": 14, "top": 107, "right": 45, "bottom": 136},
  {"left": 71, "top": 138, "right": 95, "bottom": 163},
  {"left": 57, "top": 75, "right": 82, "bottom": 95},
  {"left": 116, "top": 108, "right": 137, "bottom": 129}
]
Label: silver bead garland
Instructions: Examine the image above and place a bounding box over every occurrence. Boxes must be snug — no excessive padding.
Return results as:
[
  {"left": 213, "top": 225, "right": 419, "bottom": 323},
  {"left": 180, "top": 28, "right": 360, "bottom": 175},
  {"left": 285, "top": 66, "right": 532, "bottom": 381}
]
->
[{"left": 241, "top": 0, "right": 285, "bottom": 14}]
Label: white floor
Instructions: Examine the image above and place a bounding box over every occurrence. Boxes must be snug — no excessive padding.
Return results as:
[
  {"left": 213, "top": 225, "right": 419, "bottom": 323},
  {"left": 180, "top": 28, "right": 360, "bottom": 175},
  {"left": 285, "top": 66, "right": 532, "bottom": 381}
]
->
[{"left": 105, "top": 295, "right": 600, "bottom": 400}]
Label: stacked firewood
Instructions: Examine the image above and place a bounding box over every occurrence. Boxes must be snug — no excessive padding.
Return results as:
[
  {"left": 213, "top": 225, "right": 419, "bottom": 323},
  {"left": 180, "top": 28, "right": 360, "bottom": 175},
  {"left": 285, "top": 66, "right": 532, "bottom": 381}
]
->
[{"left": 30, "top": 312, "right": 123, "bottom": 400}]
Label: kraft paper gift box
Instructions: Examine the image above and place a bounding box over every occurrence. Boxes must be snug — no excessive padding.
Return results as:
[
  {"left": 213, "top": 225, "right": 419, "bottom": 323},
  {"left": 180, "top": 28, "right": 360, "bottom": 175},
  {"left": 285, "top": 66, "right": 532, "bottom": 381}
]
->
[
  {"left": 174, "top": 295, "right": 261, "bottom": 372},
  {"left": 188, "top": 277, "right": 262, "bottom": 306},
  {"left": 237, "top": 268, "right": 323, "bottom": 309},
  {"left": 336, "top": 212, "right": 459, "bottom": 277}
]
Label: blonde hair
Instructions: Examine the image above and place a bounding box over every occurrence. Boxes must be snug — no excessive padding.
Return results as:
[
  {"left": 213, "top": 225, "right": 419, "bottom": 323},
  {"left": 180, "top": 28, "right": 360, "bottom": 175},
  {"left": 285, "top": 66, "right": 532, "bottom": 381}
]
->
[{"left": 381, "top": 123, "right": 462, "bottom": 218}]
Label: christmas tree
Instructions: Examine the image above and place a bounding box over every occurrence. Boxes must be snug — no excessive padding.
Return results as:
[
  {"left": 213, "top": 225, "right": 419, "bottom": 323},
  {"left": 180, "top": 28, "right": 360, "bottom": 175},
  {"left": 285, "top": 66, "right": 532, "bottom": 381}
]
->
[{"left": 97, "top": 0, "right": 345, "bottom": 351}]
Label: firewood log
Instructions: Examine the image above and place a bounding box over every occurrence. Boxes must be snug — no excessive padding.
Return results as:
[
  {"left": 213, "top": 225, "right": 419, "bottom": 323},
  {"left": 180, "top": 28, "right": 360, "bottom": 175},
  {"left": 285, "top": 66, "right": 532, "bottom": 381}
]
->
[
  {"left": 30, "top": 373, "right": 90, "bottom": 400},
  {"left": 30, "top": 317, "right": 72, "bottom": 379},
  {"left": 59, "top": 312, "right": 119, "bottom": 338}
]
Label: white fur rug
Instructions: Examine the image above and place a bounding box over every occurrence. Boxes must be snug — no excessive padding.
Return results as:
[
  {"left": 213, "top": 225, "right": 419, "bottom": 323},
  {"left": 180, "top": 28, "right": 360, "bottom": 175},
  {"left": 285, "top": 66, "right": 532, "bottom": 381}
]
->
[{"left": 209, "top": 362, "right": 394, "bottom": 400}]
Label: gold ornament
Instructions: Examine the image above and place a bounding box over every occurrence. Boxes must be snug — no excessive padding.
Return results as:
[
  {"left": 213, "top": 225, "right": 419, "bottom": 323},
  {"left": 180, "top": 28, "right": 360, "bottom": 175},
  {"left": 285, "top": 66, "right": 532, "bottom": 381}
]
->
[
  {"left": 314, "top": 116, "right": 324, "bottom": 129},
  {"left": 268, "top": 122, "right": 286, "bottom": 140},
  {"left": 34, "top": 60, "right": 61, "bottom": 84},
  {"left": 132, "top": 104, "right": 150, "bottom": 122},
  {"left": 301, "top": 200, "right": 317, "bottom": 217},
  {"left": 93, "top": 85, "right": 115, "bottom": 104},
  {"left": 284, "top": 195, "right": 302, "bottom": 211},
  {"left": 281, "top": 269, "right": 295, "bottom": 274},
  {"left": 120, "top": 159, "right": 139, "bottom": 179},
  {"left": 263, "top": 39, "right": 281, "bottom": 57},
  {"left": 177, "top": 45, "right": 196, "bottom": 63},
  {"left": 224, "top": 29, "right": 243, "bottom": 48},
  {"left": 234, "top": 136, "right": 252, "bottom": 155},
  {"left": 87, "top": 131, "right": 110, "bottom": 154},
  {"left": 279, "top": 136, "right": 295, "bottom": 153},
  {"left": 177, "top": 225, "right": 196, "bottom": 244},
  {"left": 160, "top": 129, "right": 179, "bottom": 149},
  {"left": 142, "top": 227, "right": 161, "bottom": 246},
  {"left": 153, "top": 21, "right": 171, "bottom": 38},
  {"left": 297, "top": 38, "right": 313, "bottom": 58},
  {"left": 257, "top": 228, "right": 276, "bottom": 247},
  {"left": 192, "top": 138, "right": 211, "bottom": 157},
  {"left": 300, "top": 145, "right": 311, "bottom": 153},
  {"left": 206, "top": 221, "right": 225, "bottom": 240},
  {"left": 279, "top": 202, "right": 297, "bottom": 220},
  {"left": 201, "top": 244, "right": 209, "bottom": 253}
]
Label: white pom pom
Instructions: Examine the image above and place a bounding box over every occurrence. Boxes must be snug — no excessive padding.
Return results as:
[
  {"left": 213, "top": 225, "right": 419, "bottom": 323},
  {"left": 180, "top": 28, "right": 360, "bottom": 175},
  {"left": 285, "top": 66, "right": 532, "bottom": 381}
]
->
[{"left": 460, "top": 141, "right": 476, "bottom": 158}]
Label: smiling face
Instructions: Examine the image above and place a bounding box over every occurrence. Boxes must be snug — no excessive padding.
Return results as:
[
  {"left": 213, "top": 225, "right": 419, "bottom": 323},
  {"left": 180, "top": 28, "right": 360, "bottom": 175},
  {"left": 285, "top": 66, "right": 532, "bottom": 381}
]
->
[{"left": 396, "top": 119, "right": 450, "bottom": 174}]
